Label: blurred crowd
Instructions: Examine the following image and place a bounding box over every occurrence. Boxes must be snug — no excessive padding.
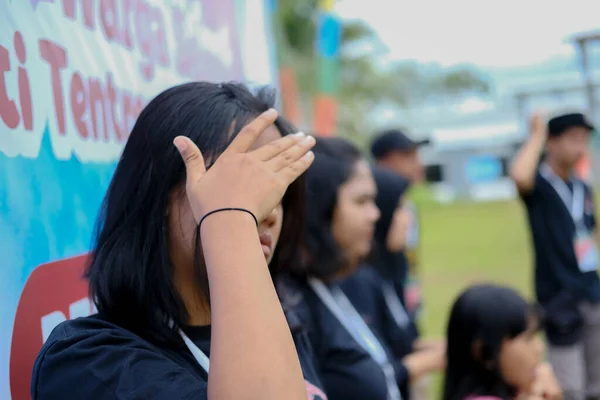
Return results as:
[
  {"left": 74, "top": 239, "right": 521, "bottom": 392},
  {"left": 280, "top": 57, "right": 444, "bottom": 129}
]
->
[{"left": 30, "top": 83, "right": 600, "bottom": 400}]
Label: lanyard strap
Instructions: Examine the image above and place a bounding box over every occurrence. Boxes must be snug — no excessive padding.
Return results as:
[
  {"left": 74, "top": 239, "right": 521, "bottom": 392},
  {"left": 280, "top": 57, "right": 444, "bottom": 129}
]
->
[
  {"left": 179, "top": 329, "right": 210, "bottom": 373},
  {"left": 381, "top": 282, "right": 411, "bottom": 329},
  {"left": 308, "top": 278, "right": 402, "bottom": 400},
  {"left": 540, "top": 163, "right": 584, "bottom": 224}
]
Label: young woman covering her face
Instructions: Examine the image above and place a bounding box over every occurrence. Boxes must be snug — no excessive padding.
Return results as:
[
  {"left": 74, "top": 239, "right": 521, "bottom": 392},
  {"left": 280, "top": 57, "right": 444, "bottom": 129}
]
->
[
  {"left": 281, "top": 137, "right": 407, "bottom": 400},
  {"left": 443, "top": 284, "right": 562, "bottom": 400},
  {"left": 341, "top": 167, "right": 445, "bottom": 399},
  {"left": 31, "top": 83, "right": 323, "bottom": 400}
]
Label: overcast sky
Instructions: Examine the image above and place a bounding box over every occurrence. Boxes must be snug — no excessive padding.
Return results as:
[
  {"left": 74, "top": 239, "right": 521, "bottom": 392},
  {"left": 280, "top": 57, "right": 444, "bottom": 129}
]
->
[{"left": 335, "top": 0, "right": 600, "bottom": 68}]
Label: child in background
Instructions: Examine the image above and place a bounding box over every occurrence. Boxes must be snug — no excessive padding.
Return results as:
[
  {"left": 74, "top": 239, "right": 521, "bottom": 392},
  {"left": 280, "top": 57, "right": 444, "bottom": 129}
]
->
[{"left": 443, "top": 284, "right": 562, "bottom": 400}]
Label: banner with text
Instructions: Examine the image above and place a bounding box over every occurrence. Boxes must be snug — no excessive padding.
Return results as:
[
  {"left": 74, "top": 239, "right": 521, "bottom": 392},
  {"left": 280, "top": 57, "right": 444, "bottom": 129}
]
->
[{"left": 0, "top": 0, "right": 276, "bottom": 398}]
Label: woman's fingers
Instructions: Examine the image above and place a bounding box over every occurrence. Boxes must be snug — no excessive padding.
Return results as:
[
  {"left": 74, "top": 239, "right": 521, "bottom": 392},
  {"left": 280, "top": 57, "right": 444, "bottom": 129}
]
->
[
  {"left": 174, "top": 136, "right": 206, "bottom": 184},
  {"left": 267, "top": 134, "right": 315, "bottom": 171},
  {"left": 281, "top": 150, "right": 315, "bottom": 183},
  {"left": 226, "top": 109, "right": 279, "bottom": 154},
  {"left": 253, "top": 131, "right": 306, "bottom": 161}
]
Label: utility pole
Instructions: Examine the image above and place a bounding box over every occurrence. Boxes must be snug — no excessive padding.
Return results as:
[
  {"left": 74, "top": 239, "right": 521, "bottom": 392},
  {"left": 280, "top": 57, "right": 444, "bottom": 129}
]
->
[
  {"left": 572, "top": 31, "right": 600, "bottom": 122},
  {"left": 572, "top": 30, "right": 600, "bottom": 182}
]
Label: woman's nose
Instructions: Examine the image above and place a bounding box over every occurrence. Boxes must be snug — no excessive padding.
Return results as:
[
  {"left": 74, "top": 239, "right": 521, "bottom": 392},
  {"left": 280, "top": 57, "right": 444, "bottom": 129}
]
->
[{"left": 371, "top": 204, "right": 381, "bottom": 222}]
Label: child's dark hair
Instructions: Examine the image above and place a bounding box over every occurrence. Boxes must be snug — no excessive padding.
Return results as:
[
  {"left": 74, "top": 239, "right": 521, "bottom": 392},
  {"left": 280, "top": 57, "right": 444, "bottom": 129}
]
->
[{"left": 443, "top": 284, "right": 541, "bottom": 400}]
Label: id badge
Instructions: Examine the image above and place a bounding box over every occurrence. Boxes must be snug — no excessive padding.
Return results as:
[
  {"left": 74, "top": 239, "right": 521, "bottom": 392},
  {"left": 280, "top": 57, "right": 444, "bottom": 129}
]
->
[{"left": 575, "top": 228, "right": 600, "bottom": 273}]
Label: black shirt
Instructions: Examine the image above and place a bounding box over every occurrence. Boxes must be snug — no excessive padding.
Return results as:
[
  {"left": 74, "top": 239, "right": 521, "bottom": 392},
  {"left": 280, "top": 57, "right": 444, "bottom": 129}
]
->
[
  {"left": 283, "top": 277, "right": 392, "bottom": 400},
  {"left": 32, "top": 314, "right": 327, "bottom": 399},
  {"left": 341, "top": 266, "right": 414, "bottom": 398},
  {"left": 521, "top": 170, "right": 600, "bottom": 304}
]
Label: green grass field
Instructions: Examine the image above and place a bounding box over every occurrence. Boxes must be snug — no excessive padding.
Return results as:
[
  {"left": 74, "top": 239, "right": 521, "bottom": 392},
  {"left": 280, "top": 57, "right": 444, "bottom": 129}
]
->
[
  {"left": 419, "top": 198, "right": 534, "bottom": 337},
  {"left": 415, "top": 194, "right": 534, "bottom": 397}
]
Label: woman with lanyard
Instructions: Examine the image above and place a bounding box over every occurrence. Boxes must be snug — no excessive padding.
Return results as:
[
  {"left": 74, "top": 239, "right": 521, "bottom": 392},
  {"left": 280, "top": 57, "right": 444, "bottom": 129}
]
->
[
  {"left": 341, "top": 166, "right": 445, "bottom": 400},
  {"left": 282, "top": 137, "right": 403, "bottom": 400},
  {"left": 31, "top": 83, "right": 327, "bottom": 400}
]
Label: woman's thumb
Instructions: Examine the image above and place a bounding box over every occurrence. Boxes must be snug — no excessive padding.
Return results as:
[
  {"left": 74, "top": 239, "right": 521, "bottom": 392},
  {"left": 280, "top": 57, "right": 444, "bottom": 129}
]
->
[{"left": 174, "top": 136, "right": 206, "bottom": 181}]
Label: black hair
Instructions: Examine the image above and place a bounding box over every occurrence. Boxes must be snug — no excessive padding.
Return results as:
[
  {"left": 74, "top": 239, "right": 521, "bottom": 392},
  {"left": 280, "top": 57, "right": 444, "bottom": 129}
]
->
[
  {"left": 371, "top": 166, "right": 411, "bottom": 304},
  {"left": 86, "top": 82, "right": 306, "bottom": 344},
  {"left": 443, "top": 284, "right": 541, "bottom": 400},
  {"left": 301, "top": 137, "right": 363, "bottom": 279},
  {"left": 372, "top": 167, "right": 411, "bottom": 247}
]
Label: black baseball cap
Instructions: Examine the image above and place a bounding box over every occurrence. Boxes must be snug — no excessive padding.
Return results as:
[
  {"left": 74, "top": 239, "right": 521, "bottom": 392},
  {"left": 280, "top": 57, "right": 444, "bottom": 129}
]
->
[
  {"left": 370, "top": 129, "right": 430, "bottom": 159},
  {"left": 548, "top": 113, "right": 595, "bottom": 137}
]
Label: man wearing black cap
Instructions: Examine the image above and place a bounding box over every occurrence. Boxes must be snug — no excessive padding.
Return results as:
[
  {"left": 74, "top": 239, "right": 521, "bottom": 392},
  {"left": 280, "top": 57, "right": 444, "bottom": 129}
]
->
[
  {"left": 511, "top": 112, "right": 600, "bottom": 400},
  {"left": 371, "top": 129, "right": 430, "bottom": 185},
  {"left": 371, "top": 129, "right": 432, "bottom": 400},
  {"left": 371, "top": 129, "right": 430, "bottom": 320}
]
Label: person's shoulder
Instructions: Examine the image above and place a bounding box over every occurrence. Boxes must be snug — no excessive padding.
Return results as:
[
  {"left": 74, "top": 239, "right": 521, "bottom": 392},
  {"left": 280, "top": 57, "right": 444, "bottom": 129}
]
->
[
  {"left": 41, "top": 314, "right": 146, "bottom": 351},
  {"left": 47, "top": 313, "right": 132, "bottom": 337},
  {"left": 34, "top": 314, "right": 157, "bottom": 378},
  {"left": 32, "top": 315, "right": 207, "bottom": 399},
  {"left": 518, "top": 170, "right": 546, "bottom": 202},
  {"left": 37, "top": 314, "right": 126, "bottom": 353}
]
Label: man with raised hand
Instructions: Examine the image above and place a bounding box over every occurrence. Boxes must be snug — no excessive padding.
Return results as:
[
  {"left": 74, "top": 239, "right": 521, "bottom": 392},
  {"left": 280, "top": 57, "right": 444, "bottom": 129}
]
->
[{"left": 511, "top": 112, "right": 600, "bottom": 400}]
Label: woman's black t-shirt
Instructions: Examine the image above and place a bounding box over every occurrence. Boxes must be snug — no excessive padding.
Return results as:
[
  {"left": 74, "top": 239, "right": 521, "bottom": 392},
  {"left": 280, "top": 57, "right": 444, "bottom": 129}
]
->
[
  {"left": 341, "top": 265, "right": 415, "bottom": 398},
  {"left": 31, "top": 313, "right": 327, "bottom": 399},
  {"left": 341, "top": 265, "right": 417, "bottom": 359},
  {"left": 282, "top": 277, "right": 390, "bottom": 400}
]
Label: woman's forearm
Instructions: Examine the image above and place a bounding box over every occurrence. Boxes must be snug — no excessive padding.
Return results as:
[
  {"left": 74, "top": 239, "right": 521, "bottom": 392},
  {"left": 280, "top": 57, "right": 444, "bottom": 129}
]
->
[{"left": 201, "top": 212, "right": 306, "bottom": 400}]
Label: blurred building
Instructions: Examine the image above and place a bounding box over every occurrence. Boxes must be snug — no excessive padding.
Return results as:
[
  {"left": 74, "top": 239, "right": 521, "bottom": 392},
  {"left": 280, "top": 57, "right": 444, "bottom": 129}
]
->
[
  {"left": 371, "top": 30, "right": 600, "bottom": 202},
  {"left": 420, "top": 122, "right": 520, "bottom": 203}
]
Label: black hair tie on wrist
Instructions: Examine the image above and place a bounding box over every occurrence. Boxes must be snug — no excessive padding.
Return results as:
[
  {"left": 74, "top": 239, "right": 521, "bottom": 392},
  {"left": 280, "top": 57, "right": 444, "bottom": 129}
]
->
[{"left": 199, "top": 208, "right": 259, "bottom": 229}]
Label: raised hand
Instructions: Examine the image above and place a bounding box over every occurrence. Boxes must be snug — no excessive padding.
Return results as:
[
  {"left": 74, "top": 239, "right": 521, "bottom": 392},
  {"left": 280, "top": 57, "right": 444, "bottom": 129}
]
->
[
  {"left": 529, "top": 112, "right": 548, "bottom": 139},
  {"left": 530, "top": 363, "right": 562, "bottom": 400},
  {"left": 173, "top": 109, "right": 315, "bottom": 226}
]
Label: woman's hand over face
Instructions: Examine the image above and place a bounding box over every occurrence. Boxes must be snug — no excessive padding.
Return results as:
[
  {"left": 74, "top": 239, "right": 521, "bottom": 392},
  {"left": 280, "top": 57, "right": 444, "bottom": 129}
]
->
[{"left": 174, "top": 109, "right": 315, "bottom": 225}]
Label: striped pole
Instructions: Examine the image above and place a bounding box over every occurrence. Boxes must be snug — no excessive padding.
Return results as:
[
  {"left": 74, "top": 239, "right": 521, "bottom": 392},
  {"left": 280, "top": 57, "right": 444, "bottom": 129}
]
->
[
  {"left": 270, "top": 0, "right": 302, "bottom": 126},
  {"left": 314, "top": 0, "right": 340, "bottom": 136}
]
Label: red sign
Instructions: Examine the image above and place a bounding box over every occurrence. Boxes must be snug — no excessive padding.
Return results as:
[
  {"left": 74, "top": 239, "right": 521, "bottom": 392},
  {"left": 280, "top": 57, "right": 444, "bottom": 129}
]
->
[{"left": 10, "top": 255, "right": 93, "bottom": 400}]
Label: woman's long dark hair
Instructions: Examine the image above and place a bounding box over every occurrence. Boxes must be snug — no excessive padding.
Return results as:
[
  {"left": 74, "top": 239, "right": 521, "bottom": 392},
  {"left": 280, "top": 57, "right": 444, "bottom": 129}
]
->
[
  {"left": 443, "top": 284, "right": 540, "bottom": 400},
  {"left": 301, "top": 137, "right": 363, "bottom": 279},
  {"left": 86, "top": 82, "right": 306, "bottom": 344}
]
